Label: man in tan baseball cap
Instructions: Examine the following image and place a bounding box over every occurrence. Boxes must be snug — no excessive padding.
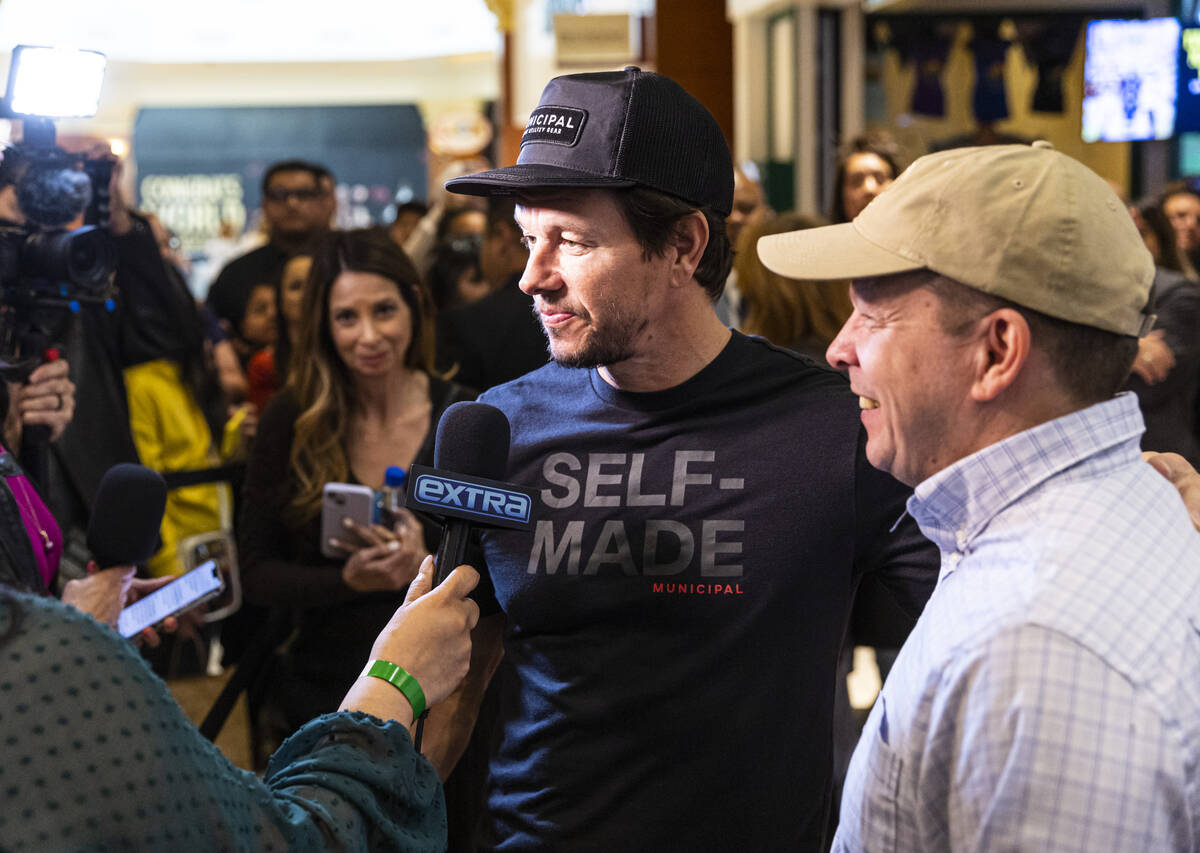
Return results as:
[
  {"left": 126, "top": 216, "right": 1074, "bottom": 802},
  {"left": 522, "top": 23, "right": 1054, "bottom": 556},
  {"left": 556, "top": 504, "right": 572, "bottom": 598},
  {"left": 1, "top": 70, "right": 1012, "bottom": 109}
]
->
[{"left": 760, "top": 142, "right": 1200, "bottom": 852}]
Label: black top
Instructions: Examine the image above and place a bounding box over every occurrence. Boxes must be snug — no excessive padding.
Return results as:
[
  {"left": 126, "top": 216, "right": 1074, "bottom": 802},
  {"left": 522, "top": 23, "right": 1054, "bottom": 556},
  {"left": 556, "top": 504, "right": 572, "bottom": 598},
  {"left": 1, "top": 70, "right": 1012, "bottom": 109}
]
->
[
  {"left": 205, "top": 242, "right": 289, "bottom": 333},
  {"left": 115, "top": 214, "right": 206, "bottom": 369},
  {"left": 237, "top": 376, "right": 473, "bottom": 720},
  {"left": 437, "top": 273, "right": 549, "bottom": 392},
  {"left": 53, "top": 212, "right": 162, "bottom": 524},
  {"left": 1125, "top": 267, "right": 1200, "bottom": 467},
  {"left": 475, "top": 332, "right": 938, "bottom": 852}
]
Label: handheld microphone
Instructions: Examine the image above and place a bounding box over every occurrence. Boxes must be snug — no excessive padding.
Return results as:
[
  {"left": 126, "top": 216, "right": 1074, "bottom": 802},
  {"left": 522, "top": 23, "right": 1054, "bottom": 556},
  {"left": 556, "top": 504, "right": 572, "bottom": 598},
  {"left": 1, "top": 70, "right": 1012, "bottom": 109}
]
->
[
  {"left": 405, "top": 401, "right": 535, "bottom": 585},
  {"left": 86, "top": 463, "right": 168, "bottom": 569}
]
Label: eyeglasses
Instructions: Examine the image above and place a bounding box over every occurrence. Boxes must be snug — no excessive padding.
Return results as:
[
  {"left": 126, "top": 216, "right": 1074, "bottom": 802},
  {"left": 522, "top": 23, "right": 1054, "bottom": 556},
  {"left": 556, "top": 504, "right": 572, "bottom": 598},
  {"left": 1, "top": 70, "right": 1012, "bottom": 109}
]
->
[{"left": 264, "top": 187, "right": 324, "bottom": 203}]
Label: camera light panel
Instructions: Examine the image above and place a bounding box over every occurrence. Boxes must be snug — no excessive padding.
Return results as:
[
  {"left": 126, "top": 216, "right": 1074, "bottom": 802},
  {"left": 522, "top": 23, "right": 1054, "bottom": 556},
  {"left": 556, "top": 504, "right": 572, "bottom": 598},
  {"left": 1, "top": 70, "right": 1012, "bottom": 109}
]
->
[{"left": 7, "top": 46, "right": 106, "bottom": 118}]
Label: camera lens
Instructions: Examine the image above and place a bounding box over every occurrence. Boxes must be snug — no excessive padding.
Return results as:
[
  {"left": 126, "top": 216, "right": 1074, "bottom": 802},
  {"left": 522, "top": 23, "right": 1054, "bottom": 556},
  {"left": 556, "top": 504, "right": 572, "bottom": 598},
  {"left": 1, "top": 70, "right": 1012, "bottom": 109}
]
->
[{"left": 21, "top": 225, "right": 116, "bottom": 290}]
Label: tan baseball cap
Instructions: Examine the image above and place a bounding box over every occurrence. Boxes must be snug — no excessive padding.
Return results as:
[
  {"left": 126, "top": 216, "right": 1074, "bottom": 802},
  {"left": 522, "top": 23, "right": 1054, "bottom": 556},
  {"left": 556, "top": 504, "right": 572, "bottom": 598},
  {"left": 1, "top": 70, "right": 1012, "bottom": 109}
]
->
[{"left": 757, "top": 141, "right": 1155, "bottom": 337}]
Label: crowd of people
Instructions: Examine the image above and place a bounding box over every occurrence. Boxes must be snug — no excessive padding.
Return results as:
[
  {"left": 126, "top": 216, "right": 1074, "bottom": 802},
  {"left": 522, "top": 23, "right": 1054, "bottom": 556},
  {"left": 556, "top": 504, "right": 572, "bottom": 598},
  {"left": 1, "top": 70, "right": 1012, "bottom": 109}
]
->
[{"left": 1, "top": 63, "right": 1200, "bottom": 853}]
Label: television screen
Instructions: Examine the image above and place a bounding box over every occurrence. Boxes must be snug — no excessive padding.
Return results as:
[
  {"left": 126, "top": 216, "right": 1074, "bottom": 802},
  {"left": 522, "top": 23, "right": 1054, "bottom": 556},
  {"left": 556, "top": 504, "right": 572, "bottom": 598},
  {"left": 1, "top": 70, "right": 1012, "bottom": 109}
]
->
[
  {"left": 1177, "top": 26, "right": 1200, "bottom": 133},
  {"left": 1082, "top": 17, "right": 1181, "bottom": 143}
]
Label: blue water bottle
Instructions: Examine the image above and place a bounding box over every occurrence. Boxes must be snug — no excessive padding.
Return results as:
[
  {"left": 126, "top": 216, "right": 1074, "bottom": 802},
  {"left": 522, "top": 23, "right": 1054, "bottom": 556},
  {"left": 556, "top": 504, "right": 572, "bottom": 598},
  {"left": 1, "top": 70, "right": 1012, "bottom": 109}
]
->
[{"left": 378, "top": 465, "right": 408, "bottom": 527}]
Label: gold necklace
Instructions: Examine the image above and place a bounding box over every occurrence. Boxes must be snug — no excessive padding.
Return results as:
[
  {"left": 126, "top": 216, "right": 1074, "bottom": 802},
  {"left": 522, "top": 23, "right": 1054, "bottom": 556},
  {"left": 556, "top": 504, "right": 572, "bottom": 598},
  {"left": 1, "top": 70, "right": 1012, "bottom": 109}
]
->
[{"left": 11, "top": 473, "right": 52, "bottom": 553}]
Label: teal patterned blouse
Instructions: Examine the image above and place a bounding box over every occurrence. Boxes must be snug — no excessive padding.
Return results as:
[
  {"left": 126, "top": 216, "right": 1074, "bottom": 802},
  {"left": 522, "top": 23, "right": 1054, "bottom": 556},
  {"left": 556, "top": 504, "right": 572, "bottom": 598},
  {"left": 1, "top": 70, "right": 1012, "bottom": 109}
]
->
[{"left": 0, "top": 589, "right": 446, "bottom": 852}]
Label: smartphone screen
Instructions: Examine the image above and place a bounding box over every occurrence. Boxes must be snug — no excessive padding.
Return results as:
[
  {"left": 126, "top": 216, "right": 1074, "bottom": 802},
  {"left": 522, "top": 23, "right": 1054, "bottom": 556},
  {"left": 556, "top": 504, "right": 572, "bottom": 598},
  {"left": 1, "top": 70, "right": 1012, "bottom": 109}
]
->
[{"left": 117, "top": 560, "right": 224, "bottom": 639}]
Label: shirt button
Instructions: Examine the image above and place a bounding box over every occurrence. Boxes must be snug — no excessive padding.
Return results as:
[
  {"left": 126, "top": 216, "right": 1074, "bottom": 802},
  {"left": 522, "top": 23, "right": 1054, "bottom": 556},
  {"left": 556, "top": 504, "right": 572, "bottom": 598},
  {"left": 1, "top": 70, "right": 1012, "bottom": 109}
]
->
[
  {"left": 940, "top": 552, "right": 961, "bottom": 582},
  {"left": 955, "top": 530, "right": 968, "bottom": 549}
]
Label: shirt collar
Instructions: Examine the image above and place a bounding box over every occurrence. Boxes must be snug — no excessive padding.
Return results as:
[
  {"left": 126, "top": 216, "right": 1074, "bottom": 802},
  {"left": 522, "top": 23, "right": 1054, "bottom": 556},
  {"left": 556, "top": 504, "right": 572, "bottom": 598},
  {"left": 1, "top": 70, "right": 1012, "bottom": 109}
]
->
[{"left": 906, "top": 393, "right": 1146, "bottom": 558}]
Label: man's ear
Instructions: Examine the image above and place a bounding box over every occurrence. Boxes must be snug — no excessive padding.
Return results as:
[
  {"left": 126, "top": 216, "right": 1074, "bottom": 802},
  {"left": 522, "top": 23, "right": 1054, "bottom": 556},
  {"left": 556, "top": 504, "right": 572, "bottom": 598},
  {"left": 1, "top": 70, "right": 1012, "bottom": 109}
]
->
[
  {"left": 970, "top": 308, "right": 1031, "bottom": 402},
  {"left": 668, "top": 211, "right": 709, "bottom": 287}
]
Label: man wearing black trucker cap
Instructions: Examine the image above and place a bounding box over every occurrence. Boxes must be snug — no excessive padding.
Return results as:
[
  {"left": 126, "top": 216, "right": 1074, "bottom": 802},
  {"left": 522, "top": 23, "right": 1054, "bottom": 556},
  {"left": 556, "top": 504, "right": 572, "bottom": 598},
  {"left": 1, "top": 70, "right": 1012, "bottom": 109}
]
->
[{"left": 429, "top": 67, "right": 938, "bottom": 851}]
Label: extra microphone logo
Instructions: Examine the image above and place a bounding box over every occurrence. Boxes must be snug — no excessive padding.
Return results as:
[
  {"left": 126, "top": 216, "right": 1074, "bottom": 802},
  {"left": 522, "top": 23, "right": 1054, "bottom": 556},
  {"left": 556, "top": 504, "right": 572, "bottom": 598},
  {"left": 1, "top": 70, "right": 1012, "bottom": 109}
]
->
[{"left": 406, "top": 465, "right": 535, "bottom": 530}]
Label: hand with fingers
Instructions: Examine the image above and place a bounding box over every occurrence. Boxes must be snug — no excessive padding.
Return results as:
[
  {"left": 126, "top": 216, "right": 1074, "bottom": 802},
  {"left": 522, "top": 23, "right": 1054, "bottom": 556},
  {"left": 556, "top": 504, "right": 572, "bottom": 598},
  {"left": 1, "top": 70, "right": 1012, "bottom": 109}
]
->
[
  {"left": 17, "top": 358, "right": 76, "bottom": 441},
  {"left": 1132, "top": 330, "right": 1175, "bottom": 385},
  {"left": 1144, "top": 451, "right": 1200, "bottom": 531},
  {"left": 60, "top": 563, "right": 195, "bottom": 646},
  {"left": 339, "top": 555, "right": 481, "bottom": 724},
  {"left": 124, "top": 573, "right": 205, "bottom": 647},
  {"left": 333, "top": 512, "right": 430, "bottom": 593},
  {"left": 61, "top": 563, "right": 135, "bottom": 628}
]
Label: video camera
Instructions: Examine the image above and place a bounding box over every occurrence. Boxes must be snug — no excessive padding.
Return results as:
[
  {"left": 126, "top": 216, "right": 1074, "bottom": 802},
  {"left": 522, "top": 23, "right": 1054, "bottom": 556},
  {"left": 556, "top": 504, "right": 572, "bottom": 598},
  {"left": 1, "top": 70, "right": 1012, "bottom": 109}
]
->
[{"left": 0, "top": 45, "right": 116, "bottom": 375}]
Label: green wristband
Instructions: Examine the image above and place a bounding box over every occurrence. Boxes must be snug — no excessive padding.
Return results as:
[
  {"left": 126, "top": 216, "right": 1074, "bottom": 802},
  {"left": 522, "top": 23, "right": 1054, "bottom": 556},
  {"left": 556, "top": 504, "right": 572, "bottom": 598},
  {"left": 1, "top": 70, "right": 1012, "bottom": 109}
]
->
[{"left": 361, "top": 659, "right": 427, "bottom": 719}]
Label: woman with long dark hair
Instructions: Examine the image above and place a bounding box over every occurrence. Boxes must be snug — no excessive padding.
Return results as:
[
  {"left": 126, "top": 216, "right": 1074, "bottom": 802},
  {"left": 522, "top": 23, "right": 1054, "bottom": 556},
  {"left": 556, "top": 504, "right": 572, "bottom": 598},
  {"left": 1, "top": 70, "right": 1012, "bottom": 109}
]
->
[{"left": 239, "top": 228, "right": 473, "bottom": 736}]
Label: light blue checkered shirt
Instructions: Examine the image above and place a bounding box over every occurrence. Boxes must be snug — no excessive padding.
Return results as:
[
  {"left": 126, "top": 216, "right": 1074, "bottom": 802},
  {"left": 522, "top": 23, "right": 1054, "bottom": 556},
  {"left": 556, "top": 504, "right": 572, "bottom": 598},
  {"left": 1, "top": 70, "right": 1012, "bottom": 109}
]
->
[{"left": 833, "top": 393, "right": 1200, "bottom": 852}]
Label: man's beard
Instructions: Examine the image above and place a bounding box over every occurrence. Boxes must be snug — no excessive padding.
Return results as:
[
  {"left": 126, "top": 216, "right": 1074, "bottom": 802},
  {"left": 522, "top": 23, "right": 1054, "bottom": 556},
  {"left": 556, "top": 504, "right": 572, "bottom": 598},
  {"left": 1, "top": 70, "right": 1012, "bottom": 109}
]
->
[{"left": 534, "top": 298, "right": 646, "bottom": 369}]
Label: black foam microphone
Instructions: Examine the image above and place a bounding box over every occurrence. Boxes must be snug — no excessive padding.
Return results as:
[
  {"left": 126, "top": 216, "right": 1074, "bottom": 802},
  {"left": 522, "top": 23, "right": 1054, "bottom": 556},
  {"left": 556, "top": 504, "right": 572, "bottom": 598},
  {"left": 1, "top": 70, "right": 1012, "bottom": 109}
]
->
[
  {"left": 405, "top": 401, "right": 535, "bottom": 585},
  {"left": 86, "top": 463, "right": 168, "bottom": 569}
]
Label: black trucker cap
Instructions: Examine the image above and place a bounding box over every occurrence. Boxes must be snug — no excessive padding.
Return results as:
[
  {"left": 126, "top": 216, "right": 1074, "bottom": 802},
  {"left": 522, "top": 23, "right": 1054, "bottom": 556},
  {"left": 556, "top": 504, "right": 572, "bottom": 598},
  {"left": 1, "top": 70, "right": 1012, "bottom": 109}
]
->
[{"left": 446, "top": 66, "right": 734, "bottom": 217}]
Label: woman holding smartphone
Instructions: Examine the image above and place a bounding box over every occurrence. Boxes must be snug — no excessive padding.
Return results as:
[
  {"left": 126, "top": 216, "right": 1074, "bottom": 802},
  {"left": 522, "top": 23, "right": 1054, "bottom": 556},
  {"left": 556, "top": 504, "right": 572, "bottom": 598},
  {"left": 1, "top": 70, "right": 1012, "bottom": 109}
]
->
[{"left": 239, "top": 228, "right": 473, "bottom": 743}]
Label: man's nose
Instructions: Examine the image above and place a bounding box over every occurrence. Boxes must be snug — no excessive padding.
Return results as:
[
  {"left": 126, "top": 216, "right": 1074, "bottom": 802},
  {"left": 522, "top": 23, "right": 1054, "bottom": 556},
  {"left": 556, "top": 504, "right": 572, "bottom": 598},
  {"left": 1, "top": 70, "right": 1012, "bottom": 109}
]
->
[
  {"left": 519, "top": 244, "right": 562, "bottom": 295},
  {"left": 825, "top": 320, "right": 858, "bottom": 370}
]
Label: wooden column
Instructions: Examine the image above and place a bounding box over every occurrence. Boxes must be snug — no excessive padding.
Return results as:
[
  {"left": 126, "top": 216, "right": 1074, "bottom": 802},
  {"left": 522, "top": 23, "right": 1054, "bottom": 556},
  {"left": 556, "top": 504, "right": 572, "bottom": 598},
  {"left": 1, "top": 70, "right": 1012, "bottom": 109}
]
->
[
  {"left": 498, "top": 31, "right": 523, "bottom": 167},
  {"left": 654, "top": 0, "right": 734, "bottom": 146}
]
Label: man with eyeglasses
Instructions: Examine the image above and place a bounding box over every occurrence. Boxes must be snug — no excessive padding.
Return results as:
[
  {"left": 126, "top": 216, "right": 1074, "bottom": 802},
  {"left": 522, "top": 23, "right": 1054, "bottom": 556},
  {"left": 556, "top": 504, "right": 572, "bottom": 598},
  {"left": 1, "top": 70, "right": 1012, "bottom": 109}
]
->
[{"left": 206, "top": 159, "right": 334, "bottom": 333}]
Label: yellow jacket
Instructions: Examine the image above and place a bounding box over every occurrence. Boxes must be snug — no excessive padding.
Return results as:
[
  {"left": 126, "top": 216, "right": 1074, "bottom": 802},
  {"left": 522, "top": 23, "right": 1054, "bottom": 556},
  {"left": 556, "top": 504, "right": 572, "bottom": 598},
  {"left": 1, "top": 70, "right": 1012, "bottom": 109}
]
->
[{"left": 124, "top": 359, "right": 230, "bottom": 577}]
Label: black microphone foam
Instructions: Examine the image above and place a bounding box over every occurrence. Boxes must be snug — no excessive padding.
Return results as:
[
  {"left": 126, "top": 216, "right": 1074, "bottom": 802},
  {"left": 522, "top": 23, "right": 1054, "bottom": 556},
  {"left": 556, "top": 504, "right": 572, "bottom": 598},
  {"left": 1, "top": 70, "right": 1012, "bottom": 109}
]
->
[
  {"left": 425, "top": 402, "right": 516, "bottom": 587},
  {"left": 86, "top": 464, "right": 168, "bottom": 568},
  {"left": 434, "top": 401, "right": 512, "bottom": 480}
]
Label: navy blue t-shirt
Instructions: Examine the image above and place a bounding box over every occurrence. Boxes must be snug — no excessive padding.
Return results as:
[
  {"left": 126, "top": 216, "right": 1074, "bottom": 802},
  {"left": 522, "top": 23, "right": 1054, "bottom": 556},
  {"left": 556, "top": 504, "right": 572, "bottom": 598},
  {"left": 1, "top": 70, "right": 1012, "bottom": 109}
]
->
[{"left": 476, "top": 332, "right": 936, "bottom": 852}]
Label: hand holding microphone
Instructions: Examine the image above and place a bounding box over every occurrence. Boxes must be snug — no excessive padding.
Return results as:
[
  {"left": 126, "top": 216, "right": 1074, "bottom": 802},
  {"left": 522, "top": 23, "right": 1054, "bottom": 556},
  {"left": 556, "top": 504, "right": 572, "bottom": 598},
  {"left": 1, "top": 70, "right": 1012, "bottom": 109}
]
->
[
  {"left": 61, "top": 463, "right": 174, "bottom": 642},
  {"left": 60, "top": 563, "right": 137, "bottom": 628},
  {"left": 342, "top": 402, "right": 531, "bottom": 730},
  {"left": 340, "top": 555, "right": 481, "bottom": 725}
]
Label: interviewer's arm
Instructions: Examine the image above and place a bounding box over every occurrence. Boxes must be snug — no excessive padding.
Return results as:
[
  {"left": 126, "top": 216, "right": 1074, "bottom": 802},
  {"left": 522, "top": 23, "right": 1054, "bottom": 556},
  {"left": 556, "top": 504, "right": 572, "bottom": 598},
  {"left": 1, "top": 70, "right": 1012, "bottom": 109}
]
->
[
  {"left": 340, "top": 557, "right": 480, "bottom": 725},
  {"left": 2, "top": 587, "right": 452, "bottom": 851}
]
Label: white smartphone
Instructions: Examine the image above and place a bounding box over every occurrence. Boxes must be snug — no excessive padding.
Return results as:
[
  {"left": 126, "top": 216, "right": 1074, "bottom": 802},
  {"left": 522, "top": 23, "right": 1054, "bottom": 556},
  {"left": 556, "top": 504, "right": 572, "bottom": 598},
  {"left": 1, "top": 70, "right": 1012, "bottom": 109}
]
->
[
  {"left": 117, "top": 560, "right": 224, "bottom": 639},
  {"left": 321, "top": 482, "right": 376, "bottom": 558}
]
